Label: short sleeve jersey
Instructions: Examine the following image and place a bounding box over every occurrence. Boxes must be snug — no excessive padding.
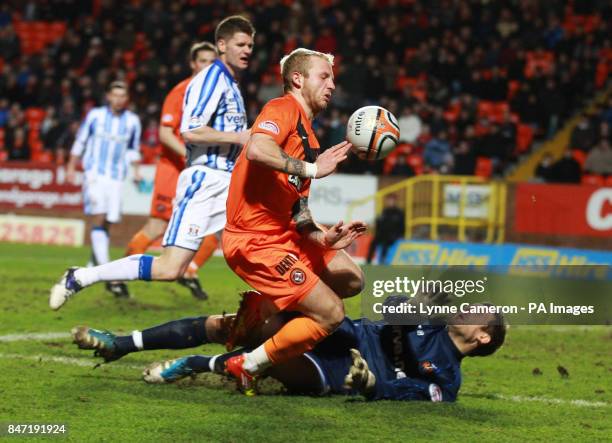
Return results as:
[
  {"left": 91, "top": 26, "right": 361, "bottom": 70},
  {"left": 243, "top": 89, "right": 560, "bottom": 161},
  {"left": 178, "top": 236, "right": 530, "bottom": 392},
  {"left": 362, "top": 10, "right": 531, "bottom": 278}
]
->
[
  {"left": 159, "top": 77, "right": 191, "bottom": 169},
  {"left": 226, "top": 94, "right": 320, "bottom": 232}
]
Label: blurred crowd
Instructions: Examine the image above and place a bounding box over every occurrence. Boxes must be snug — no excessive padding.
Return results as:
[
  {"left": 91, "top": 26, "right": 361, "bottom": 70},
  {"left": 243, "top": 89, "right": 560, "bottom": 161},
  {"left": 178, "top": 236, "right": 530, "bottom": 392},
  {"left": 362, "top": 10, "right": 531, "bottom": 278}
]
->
[
  {"left": 0, "top": 0, "right": 610, "bottom": 180},
  {"left": 535, "top": 99, "right": 612, "bottom": 184}
]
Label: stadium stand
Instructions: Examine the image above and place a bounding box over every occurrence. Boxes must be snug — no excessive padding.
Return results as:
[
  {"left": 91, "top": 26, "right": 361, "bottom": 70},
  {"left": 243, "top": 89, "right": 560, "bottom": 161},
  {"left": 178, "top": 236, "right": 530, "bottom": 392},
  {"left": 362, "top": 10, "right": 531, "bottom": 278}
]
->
[{"left": 0, "top": 0, "right": 610, "bottom": 181}]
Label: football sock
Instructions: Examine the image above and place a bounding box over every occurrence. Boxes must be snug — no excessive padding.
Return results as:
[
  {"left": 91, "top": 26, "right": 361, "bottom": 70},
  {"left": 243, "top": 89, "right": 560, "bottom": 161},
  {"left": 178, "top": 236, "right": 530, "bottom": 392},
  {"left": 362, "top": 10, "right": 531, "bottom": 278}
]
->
[
  {"left": 114, "top": 335, "right": 139, "bottom": 354},
  {"left": 90, "top": 226, "right": 110, "bottom": 265},
  {"left": 242, "top": 316, "right": 329, "bottom": 373},
  {"left": 137, "top": 317, "right": 209, "bottom": 350},
  {"left": 125, "top": 230, "right": 153, "bottom": 256},
  {"left": 185, "top": 355, "right": 212, "bottom": 373},
  {"left": 191, "top": 235, "right": 218, "bottom": 269},
  {"left": 74, "top": 255, "right": 154, "bottom": 286},
  {"left": 208, "top": 348, "right": 248, "bottom": 374}
]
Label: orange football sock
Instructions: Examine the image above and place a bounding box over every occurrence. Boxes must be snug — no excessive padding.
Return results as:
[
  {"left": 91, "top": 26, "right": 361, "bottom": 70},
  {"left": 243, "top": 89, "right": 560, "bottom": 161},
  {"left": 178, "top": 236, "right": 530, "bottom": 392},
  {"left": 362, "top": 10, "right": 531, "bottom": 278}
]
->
[
  {"left": 263, "top": 316, "right": 329, "bottom": 364},
  {"left": 125, "top": 230, "right": 154, "bottom": 256},
  {"left": 192, "top": 235, "right": 218, "bottom": 268}
]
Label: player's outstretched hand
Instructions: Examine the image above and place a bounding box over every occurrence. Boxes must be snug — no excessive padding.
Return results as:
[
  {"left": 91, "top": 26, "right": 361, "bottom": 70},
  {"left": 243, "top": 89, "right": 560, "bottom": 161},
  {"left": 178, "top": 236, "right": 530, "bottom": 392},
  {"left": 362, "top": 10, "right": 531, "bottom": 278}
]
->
[
  {"left": 315, "top": 141, "right": 352, "bottom": 178},
  {"left": 323, "top": 220, "right": 367, "bottom": 249},
  {"left": 343, "top": 348, "right": 376, "bottom": 397}
]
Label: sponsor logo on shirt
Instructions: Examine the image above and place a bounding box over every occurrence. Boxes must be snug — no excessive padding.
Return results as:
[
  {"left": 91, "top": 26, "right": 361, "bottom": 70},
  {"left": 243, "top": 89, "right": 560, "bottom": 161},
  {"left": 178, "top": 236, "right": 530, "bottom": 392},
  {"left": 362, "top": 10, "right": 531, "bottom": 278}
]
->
[
  {"left": 224, "top": 112, "right": 246, "bottom": 126},
  {"left": 258, "top": 120, "right": 280, "bottom": 135}
]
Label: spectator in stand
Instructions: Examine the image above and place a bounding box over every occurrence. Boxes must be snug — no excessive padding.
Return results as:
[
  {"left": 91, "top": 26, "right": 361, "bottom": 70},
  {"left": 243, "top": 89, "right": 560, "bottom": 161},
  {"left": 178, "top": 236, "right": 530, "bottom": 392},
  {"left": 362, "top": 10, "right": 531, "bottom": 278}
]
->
[
  {"left": 390, "top": 155, "right": 415, "bottom": 177},
  {"left": 534, "top": 153, "right": 555, "bottom": 182},
  {"left": 584, "top": 139, "right": 612, "bottom": 176},
  {"left": 570, "top": 115, "right": 598, "bottom": 151},
  {"left": 424, "top": 130, "right": 453, "bottom": 172},
  {"left": 5, "top": 126, "right": 30, "bottom": 161},
  {"left": 550, "top": 150, "right": 582, "bottom": 183},
  {"left": 453, "top": 139, "right": 477, "bottom": 175},
  {"left": 397, "top": 105, "right": 422, "bottom": 144},
  {"left": 367, "top": 194, "right": 405, "bottom": 265}
]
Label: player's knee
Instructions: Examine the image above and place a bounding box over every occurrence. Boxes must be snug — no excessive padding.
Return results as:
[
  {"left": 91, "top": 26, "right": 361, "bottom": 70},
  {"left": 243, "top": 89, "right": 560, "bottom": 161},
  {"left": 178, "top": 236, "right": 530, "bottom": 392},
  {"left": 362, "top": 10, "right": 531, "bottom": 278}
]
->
[
  {"left": 345, "top": 268, "right": 365, "bottom": 297},
  {"left": 321, "top": 300, "right": 344, "bottom": 333}
]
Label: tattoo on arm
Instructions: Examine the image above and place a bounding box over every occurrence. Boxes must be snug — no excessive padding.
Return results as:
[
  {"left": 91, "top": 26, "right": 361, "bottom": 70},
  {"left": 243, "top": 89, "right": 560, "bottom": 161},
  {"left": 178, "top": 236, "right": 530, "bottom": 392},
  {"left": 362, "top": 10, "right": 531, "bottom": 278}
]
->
[
  {"left": 292, "top": 197, "right": 318, "bottom": 233},
  {"left": 280, "top": 150, "right": 306, "bottom": 177}
]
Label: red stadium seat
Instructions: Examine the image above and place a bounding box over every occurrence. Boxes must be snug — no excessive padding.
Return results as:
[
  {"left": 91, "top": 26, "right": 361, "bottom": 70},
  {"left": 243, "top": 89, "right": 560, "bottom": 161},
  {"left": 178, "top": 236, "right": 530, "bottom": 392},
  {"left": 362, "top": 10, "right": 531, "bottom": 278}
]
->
[
  {"left": 581, "top": 174, "right": 604, "bottom": 186},
  {"left": 477, "top": 101, "right": 494, "bottom": 118},
  {"left": 475, "top": 157, "right": 493, "bottom": 178},
  {"left": 32, "top": 150, "right": 53, "bottom": 163},
  {"left": 572, "top": 149, "right": 587, "bottom": 168},
  {"left": 516, "top": 124, "right": 533, "bottom": 153},
  {"left": 25, "top": 108, "right": 46, "bottom": 124},
  {"left": 407, "top": 153, "right": 424, "bottom": 175},
  {"left": 0, "top": 150, "right": 7, "bottom": 161}
]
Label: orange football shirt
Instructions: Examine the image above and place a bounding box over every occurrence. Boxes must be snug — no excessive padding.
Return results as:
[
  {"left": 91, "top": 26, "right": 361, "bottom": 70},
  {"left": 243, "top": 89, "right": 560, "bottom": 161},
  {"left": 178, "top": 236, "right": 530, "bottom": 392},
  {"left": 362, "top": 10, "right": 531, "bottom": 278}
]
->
[
  {"left": 226, "top": 94, "right": 320, "bottom": 233},
  {"left": 159, "top": 77, "right": 191, "bottom": 169}
]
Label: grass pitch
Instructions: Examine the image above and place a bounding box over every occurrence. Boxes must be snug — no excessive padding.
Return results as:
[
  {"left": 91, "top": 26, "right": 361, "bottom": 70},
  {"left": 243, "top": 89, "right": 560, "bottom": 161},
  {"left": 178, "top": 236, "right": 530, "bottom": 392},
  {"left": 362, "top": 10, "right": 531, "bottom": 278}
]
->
[{"left": 0, "top": 243, "right": 610, "bottom": 442}]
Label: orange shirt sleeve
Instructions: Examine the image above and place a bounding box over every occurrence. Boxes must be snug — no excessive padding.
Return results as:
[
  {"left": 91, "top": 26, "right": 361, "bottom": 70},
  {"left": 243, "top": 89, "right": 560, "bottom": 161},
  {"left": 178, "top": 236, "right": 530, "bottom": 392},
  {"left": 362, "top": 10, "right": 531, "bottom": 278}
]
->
[
  {"left": 251, "top": 98, "right": 298, "bottom": 148},
  {"left": 159, "top": 85, "right": 183, "bottom": 131}
]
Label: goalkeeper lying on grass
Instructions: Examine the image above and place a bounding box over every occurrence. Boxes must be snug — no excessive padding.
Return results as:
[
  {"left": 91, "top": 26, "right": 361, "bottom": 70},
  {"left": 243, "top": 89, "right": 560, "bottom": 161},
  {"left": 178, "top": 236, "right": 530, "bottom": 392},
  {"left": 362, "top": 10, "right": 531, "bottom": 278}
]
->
[{"left": 71, "top": 292, "right": 506, "bottom": 401}]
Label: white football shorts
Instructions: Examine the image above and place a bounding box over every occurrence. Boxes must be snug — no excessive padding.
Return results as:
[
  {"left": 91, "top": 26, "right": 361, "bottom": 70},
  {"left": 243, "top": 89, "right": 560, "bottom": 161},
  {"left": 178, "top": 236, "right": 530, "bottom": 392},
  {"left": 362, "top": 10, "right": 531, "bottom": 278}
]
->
[
  {"left": 162, "top": 165, "right": 230, "bottom": 251},
  {"left": 82, "top": 173, "right": 123, "bottom": 223}
]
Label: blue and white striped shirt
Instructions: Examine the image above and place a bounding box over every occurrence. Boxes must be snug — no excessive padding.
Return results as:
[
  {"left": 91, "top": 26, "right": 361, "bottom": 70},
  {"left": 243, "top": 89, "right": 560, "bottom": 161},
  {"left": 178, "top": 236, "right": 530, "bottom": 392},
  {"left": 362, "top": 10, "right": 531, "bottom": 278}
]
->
[
  {"left": 71, "top": 106, "right": 142, "bottom": 180},
  {"left": 180, "top": 59, "right": 246, "bottom": 172}
]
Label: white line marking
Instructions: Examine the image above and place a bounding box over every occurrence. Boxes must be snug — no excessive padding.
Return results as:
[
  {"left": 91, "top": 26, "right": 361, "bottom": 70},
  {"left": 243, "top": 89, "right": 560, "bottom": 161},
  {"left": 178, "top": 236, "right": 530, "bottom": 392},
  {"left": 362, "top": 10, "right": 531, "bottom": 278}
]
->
[
  {"left": 0, "top": 353, "right": 142, "bottom": 370},
  {"left": 0, "top": 332, "right": 71, "bottom": 342},
  {"left": 493, "top": 394, "right": 609, "bottom": 408}
]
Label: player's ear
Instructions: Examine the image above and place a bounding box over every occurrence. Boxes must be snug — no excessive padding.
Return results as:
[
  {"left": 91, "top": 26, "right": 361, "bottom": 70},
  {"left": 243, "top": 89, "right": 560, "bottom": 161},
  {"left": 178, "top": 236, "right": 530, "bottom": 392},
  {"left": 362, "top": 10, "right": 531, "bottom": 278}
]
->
[
  {"left": 291, "top": 71, "right": 303, "bottom": 90},
  {"left": 217, "top": 39, "right": 226, "bottom": 55},
  {"left": 476, "top": 330, "right": 491, "bottom": 347}
]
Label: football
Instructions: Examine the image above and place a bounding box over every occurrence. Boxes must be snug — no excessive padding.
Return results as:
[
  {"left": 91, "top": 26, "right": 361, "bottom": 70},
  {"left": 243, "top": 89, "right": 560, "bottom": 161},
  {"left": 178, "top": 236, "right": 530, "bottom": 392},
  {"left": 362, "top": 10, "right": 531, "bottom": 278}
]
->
[{"left": 346, "top": 106, "right": 400, "bottom": 160}]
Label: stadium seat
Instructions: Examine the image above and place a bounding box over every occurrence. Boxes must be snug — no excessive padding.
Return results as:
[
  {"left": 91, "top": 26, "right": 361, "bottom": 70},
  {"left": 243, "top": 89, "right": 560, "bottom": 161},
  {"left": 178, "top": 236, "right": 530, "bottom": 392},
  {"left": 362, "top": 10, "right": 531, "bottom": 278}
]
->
[
  {"left": 0, "top": 150, "right": 6, "bottom": 161},
  {"left": 25, "top": 108, "right": 46, "bottom": 124},
  {"left": 475, "top": 157, "right": 493, "bottom": 178},
  {"left": 581, "top": 174, "right": 604, "bottom": 186},
  {"left": 477, "top": 101, "right": 494, "bottom": 118},
  {"left": 407, "top": 153, "right": 424, "bottom": 175},
  {"left": 572, "top": 149, "right": 587, "bottom": 168},
  {"left": 516, "top": 124, "right": 534, "bottom": 153},
  {"left": 32, "top": 150, "right": 53, "bottom": 163},
  {"left": 605, "top": 176, "right": 612, "bottom": 186}
]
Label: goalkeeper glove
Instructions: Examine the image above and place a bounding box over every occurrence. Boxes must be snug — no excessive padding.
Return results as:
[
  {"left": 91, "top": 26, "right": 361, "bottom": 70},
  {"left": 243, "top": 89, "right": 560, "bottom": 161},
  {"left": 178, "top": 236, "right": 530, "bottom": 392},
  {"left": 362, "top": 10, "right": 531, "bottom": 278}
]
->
[{"left": 343, "top": 348, "right": 376, "bottom": 397}]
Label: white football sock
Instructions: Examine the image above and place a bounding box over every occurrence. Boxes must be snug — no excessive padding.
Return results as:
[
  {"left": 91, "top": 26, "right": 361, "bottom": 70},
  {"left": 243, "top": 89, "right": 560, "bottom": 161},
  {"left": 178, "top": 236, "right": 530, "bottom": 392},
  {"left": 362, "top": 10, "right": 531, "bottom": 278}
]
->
[
  {"left": 74, "top": 255, "right": 145, "bottom": 287},
  {"left": 242, "top": 344, "right": 271, "bottom": 375},
  {"left": 132, "top": 330, "right": 144, "bottom": 350},
  {"left": 91, "top": 228, "right": 110, "bottom": 265},
  {"left": 209, "top": 355, "right": 220, "bottom": 373}
]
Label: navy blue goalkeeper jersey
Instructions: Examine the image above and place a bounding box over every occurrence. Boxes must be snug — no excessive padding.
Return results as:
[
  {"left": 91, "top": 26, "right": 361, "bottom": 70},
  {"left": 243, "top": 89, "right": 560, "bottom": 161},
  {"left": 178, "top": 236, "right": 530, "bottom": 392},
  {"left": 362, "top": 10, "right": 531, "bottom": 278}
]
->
[{"left": 307, "top": 318, "right": 464, "bottom": 402}]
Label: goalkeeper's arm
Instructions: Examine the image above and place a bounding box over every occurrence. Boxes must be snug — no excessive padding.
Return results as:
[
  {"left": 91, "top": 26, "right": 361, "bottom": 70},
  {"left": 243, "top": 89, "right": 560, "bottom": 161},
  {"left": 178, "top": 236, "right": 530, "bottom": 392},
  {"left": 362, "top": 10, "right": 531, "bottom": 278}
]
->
[{"left": 344, "top": 348, "right": 455, "bottom": 402}]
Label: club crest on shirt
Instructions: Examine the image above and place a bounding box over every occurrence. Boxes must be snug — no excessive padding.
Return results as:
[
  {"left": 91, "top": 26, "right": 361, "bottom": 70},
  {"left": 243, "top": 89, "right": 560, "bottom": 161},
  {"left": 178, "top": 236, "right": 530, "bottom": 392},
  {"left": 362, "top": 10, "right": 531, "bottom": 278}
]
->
[
  {"left": 290, "top": 268, "right": 306, "bottom": 285},
  {"left": 258, "top": 120, "right": 280, "bottom": 135},
  {"left": 187, "top": 224, "right": 200, "bottom": 237},
  {"left": 421, "top": 361, "right": 438, "bottom": 374}
]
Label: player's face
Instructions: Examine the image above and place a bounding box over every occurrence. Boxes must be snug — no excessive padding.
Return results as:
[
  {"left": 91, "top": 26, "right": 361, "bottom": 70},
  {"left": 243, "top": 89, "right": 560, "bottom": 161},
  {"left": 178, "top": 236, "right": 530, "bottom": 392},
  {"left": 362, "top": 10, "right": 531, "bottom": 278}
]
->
[
  {"left": 302, "top": 57, "right": 335, "bottom": 114},
  {"left": 448, "top": 312, "right": 494, "bottom": 344},
  {"left": 219, "top": 32, "right": 254, "bottom": 73},
  {"left": 191, "top": 49, "right": 216, "bottom": 74},
  {"left": 106, "top": 88, "right": 128, "bottom": 113}
]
